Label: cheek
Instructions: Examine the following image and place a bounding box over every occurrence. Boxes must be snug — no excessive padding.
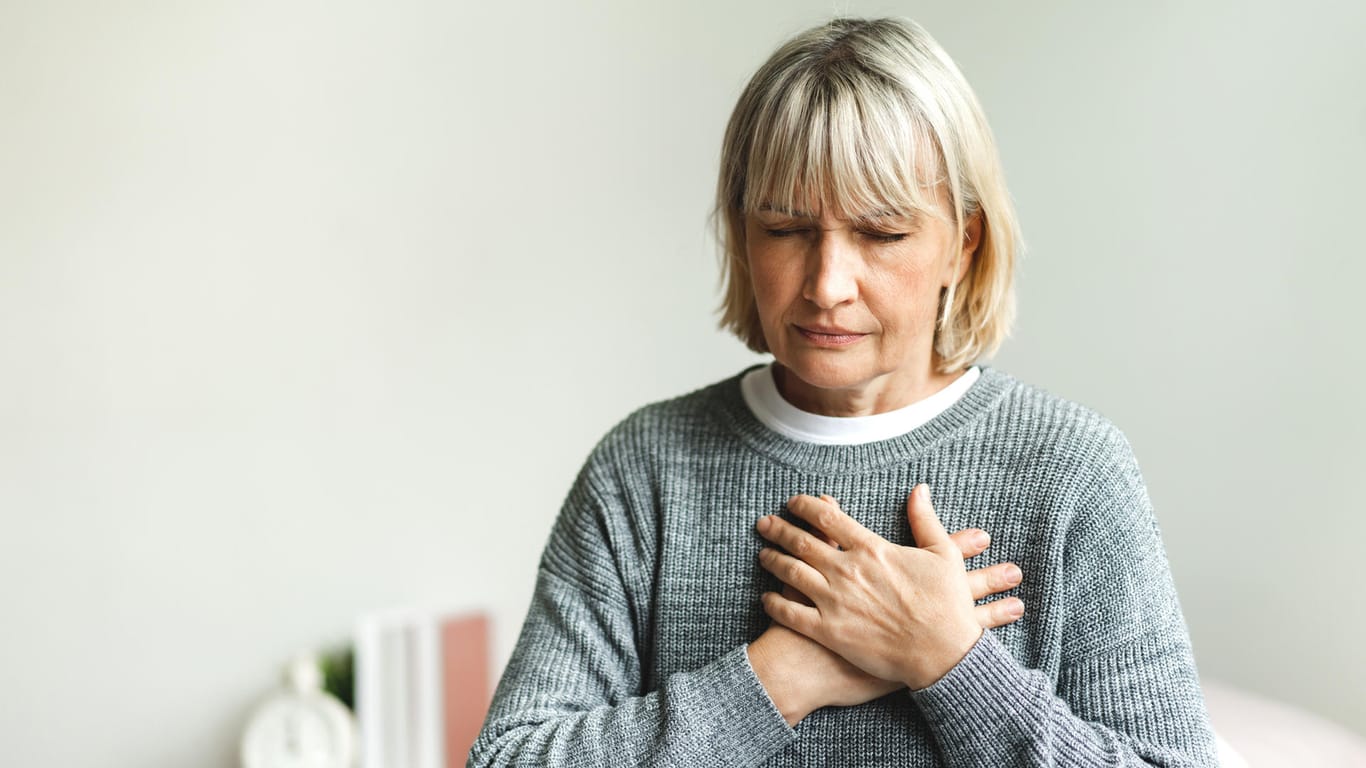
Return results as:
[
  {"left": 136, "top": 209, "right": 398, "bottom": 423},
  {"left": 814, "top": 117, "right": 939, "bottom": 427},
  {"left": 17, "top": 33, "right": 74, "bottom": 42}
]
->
[
  {"left": 747, "top": 251, "right": 798, "bottom": 314},
  {"left": 867, "top": 265, "right": 940, "bottom": 330}
]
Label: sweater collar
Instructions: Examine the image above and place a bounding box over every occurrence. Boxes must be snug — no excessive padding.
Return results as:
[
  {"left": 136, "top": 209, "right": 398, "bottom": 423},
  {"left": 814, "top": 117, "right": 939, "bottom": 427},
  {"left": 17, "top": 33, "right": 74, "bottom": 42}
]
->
[{"left": 710, "top": 364, "right": 1016, "bottom": 475}]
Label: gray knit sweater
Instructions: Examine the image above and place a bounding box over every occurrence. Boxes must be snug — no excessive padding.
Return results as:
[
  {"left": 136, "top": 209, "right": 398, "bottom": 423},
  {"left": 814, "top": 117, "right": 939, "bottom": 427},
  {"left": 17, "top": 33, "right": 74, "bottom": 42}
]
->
[{"left": 469, "top": 366, "right": 1219, "bottom": 767}]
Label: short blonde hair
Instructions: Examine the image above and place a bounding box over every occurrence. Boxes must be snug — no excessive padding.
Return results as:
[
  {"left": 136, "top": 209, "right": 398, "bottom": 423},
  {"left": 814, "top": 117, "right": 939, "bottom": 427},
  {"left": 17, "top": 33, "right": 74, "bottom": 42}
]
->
[{"left": 715, "top": 17, "right": 1020, "bottom": 373}]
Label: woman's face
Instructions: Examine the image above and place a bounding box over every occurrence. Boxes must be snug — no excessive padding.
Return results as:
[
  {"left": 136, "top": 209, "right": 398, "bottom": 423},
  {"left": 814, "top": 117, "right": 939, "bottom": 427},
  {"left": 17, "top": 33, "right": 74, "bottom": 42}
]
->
[{"left": 744, "top": 192, "right": 978, "bottom": 417}]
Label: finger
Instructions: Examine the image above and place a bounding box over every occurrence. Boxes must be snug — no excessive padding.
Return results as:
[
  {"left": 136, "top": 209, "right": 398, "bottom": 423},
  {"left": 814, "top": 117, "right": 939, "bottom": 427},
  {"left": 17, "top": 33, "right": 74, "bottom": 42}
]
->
[
  {"left": 795, "top": 519, "right": 842, "bottom": 551},
  {"left": 813, "top": 527, "right": 841, "bottom": 550},
  {"left": 949, "top": 528, "right": 991, "bottom": 559},
  {"left": 758, "top": 547, "right": 830, "bottom": 600},
  {"left": 781, "top": 583, "right": 815, "bottom": 606},
  {"left": 760, "top": 590, "right": 822, "bottom": 638},
  {"left": 786, "top": 494, "right": 875, "bottom": 550},
  {"left": 905, "top": 484, "right": 953, "bottom": 551},
  {"left": 974, "top": 597, "right": 1025, "bottom": 629},
  {"left": 757, "top": 514, "right": 839, "bottom": 569},
  {"left": 964, "top": 562, "right": 1022, "bottom": 601}
]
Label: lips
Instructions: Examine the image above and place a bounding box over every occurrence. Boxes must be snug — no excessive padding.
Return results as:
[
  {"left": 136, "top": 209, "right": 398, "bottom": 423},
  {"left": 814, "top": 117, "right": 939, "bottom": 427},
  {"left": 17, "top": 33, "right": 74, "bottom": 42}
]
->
[{"left": 795, "top": 324, "right": 868, "bottom": 346}]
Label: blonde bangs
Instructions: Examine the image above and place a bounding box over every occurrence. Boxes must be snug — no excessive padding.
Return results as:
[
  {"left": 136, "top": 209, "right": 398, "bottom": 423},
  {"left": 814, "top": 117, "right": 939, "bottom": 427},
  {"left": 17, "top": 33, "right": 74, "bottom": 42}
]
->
[{"left": 739, "top": 67, "right": 944, "bottom": 224}]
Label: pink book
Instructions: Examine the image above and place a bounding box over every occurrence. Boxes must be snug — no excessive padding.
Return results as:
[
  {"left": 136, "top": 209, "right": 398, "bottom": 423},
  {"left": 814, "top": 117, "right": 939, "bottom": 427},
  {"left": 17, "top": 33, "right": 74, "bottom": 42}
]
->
[{"left": 441, "top": 613, "right": 491, "bottom": 767}]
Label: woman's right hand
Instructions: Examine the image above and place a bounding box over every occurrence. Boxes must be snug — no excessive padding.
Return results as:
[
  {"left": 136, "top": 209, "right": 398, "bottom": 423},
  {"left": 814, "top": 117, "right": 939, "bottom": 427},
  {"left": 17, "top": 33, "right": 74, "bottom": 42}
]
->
[{"left": 747, "top": 527, "right": 1023, "bottom": 726}]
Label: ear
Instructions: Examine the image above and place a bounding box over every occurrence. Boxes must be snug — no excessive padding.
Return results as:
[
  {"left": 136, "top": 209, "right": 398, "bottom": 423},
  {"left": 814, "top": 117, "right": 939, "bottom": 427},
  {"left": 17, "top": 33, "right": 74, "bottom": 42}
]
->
[{"left": 946, "top": 211, "right": 983, "bottom": 287}]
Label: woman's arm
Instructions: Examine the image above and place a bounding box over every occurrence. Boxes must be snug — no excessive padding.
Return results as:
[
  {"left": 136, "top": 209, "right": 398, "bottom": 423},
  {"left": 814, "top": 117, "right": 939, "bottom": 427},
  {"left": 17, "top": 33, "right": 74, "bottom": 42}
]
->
[
  {"left": 468, "top": 568, "right": 798, "bottom": 767},
  {"left": 467, "top": 469, "right": 796, "bottom": 768}
]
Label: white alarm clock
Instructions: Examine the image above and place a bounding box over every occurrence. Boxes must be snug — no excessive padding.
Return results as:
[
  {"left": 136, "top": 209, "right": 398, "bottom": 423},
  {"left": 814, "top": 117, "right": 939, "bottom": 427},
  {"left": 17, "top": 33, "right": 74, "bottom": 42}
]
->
[{"left": 241, "top": 654, "right": 358, "bottom": 768}]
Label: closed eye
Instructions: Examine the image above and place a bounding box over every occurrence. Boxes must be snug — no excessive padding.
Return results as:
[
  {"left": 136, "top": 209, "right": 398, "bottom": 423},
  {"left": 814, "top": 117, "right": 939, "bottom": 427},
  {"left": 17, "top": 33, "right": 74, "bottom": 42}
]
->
[
  {"left": 861, "top": 231, "right": 908, "bottom": 243},
  {"left": 763, "top": 228, "right": 807, "bottom": 238}
]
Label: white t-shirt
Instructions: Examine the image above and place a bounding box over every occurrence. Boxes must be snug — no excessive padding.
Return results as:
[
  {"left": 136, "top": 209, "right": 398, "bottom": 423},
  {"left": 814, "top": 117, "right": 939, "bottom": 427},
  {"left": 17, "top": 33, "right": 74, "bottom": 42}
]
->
[{"left": 739, "top": 364, "right": 981, "bottom": 446}]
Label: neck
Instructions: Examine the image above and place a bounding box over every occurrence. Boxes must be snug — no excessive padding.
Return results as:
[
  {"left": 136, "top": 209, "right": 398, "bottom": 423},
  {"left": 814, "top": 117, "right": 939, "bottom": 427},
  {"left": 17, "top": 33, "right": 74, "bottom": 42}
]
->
[{"left": 772, "top": 363, "right": 964, "bottom": 418}]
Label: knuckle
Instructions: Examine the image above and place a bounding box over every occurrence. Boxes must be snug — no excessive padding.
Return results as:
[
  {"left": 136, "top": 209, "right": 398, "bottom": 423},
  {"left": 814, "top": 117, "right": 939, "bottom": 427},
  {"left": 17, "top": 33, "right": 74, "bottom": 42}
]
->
[
  {"left": 975, "top": 606, "right": 996, "bottom": 629},
  {"left": 998, "top": 598, "right": 1024, "bottom": 623},
  {"left": 869, "top": 548, "right": 895, "bottom": 574},
  {"left": 838, "top": 560, "right": 861, "bottom": 584},
  {"left": 975, "top": 606, "right": 992, "bottom": 629},
  {"left": 965, "top": 571, "right": 985, "bottom": 597},
  {"left": 763, "top": 592, "right": 784, "bottom": 613},
  {"left": 992, "top": 601, "right": 1009, "bottom": 621},
  {"left": 816, "top": 508, "right": 836, "bottom": 530}
]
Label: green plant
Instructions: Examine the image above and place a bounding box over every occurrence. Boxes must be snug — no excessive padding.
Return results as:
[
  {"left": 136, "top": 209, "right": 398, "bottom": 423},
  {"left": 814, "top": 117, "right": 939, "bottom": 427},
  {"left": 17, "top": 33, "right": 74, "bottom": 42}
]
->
[{"left": 319, "top": 644, "right": 355, "bottom": 712}]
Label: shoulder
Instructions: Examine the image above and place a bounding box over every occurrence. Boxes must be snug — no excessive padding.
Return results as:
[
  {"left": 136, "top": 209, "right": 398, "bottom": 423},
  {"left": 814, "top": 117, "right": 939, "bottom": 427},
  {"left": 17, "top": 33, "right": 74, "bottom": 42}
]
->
[
  {"left": 980, "top": 368, "right": 1140, "bottom": 479},
  {"left": 543, "top": 371, "right": 750, "bottom": 586},
  {"left": 583, "top": 368, "right": 750, "bottom": 471},
  {"left": 969, "top": 369, "right": 1151, "bottom": 534},
  {"left": 986, "top": 371, "right": 1159, "bottom": 544},
  {"left": 551, "top": 368, "right": 752, "bottom": 524}
]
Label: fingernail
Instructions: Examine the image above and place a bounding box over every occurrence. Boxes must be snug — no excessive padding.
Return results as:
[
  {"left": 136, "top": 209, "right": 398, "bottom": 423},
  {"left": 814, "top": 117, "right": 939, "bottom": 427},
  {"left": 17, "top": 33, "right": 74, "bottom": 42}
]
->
[
  {"left": 918, "top": 483, "right": 930, "bottom": 501},
  {"left": 1006, "top": 600, "right": 1024, "bottom": 619},
  {"left": 973, "top": 532, "right": 990, "bottom": 548},
  {"left": 1004, "top": 564, "right": 1022, "bottom": 585},
  {"left": 757, "top": 516, "right": 770, "bottom": 532}
]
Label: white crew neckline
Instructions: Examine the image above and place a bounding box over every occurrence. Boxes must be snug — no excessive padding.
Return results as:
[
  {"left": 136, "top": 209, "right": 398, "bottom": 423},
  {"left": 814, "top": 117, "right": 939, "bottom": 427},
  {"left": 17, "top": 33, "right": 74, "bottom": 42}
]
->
[{"left": 739, "top": 364, "right": 981, "bottom": 446}]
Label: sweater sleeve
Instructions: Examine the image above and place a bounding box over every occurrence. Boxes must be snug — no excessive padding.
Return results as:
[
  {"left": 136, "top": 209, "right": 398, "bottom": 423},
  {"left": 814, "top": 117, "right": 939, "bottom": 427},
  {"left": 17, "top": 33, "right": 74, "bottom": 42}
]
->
[
  {"left": 907, "top": 428, "right": 1219, "bottom": 767},
  {"left": 467, "top": 456, "right": 796, "bottom": 768}
]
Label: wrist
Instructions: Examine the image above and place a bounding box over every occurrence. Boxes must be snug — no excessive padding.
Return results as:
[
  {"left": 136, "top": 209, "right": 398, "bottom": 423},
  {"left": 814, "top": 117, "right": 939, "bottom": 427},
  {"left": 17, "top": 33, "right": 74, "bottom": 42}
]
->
[
  {"left": 905, "top": 625, "right": 984, "bottom": 692},
  {"left": 747, "top": 632, "right": 817, "bottom": 726}
]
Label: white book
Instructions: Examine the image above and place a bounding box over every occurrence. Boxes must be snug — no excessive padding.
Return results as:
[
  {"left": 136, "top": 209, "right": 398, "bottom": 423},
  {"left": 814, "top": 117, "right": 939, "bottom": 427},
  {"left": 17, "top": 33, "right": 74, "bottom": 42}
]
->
[
  {"left": 355, "top": 614, "right": 385, "bottom": 768},
  {"left": 413, "top": 613, "right": 442, "bottom": 768}
]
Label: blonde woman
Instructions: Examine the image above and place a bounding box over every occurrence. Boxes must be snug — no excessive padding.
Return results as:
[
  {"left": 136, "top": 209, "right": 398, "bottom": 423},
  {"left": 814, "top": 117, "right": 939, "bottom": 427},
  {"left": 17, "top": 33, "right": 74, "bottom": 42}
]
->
[{"left": 470, "top": 17, "right": 1217, "bottom": 767}]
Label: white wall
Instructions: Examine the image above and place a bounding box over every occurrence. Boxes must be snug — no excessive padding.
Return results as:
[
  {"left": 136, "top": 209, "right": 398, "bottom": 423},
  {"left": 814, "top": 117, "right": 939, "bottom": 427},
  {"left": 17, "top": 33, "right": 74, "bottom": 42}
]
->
[{"left": 2, "top": 1, "right": 1362, "bottom": 765}]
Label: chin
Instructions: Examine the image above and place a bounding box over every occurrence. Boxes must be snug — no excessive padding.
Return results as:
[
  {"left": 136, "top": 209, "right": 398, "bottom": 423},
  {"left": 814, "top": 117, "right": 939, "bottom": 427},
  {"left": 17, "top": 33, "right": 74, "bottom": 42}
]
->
[{"left": 778, "top": 353, "right": 874, "bottom": 393}]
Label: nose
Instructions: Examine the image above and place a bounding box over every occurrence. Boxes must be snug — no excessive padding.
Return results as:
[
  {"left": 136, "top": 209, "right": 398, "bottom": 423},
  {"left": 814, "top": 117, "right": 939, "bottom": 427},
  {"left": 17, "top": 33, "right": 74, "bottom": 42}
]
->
[{"left": 802, "top": 231, "right": 859, "bottom": 309}]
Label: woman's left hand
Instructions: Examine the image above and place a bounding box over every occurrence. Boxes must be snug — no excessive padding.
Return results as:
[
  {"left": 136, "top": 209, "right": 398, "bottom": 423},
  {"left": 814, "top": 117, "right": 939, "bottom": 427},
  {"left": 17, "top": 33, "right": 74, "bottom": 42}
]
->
[{"left": 755, "top": 484, "right": 984, "bottom": 691}]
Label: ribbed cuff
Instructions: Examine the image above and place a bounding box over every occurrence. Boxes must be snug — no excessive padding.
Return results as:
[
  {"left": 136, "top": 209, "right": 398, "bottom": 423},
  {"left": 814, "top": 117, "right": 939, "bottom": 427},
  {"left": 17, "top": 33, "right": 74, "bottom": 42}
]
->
[
  {"left": 908, "top": 630, "right": 1050, "bottom": 754},
  {"left": 675, "top": 644, "right": 795, "bottom": 765}
]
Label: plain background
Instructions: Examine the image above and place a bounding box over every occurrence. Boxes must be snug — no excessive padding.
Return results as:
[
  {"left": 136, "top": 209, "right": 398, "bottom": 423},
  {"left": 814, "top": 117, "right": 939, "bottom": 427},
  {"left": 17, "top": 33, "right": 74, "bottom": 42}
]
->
[{"left": 2, "top": 0, "right": 1363, "bottom": 765}]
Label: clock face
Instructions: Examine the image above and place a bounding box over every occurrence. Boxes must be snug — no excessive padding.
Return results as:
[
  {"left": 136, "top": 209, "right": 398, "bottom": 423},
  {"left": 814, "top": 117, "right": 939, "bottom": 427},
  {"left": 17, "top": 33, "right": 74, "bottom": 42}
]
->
[{"left": 242, "top": 695, "right": 355, "bottom": 768}]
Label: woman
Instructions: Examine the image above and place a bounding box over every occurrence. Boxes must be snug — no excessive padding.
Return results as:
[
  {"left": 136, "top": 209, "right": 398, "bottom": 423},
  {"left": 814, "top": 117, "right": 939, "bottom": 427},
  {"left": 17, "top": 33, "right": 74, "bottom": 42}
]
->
[{"left": 470, "top": 17, "right": 1218, "bottom": 767}]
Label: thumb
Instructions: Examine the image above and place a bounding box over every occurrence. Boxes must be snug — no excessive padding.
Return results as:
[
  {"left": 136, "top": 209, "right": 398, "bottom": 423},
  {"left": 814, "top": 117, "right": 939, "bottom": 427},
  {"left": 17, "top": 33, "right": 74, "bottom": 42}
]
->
[{"left": 907, "top": 483, "right": 952, "bottom": 551}]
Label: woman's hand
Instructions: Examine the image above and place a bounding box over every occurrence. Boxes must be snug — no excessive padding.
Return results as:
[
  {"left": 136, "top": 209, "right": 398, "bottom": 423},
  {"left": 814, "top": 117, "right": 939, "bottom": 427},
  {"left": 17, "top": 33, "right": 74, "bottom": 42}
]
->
[
  {"left": 756, "top": 484, "right": 992, "bottom": 691},
  {"left": 747, "top": 517, "right": 1023, "bottom": 724}
]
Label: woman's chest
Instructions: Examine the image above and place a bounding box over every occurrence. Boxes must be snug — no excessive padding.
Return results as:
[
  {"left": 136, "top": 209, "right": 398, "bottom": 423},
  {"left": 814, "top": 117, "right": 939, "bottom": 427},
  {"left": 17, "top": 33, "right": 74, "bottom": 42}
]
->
[{"left": 640, "top": 459, "right": 1073, "bottom": 688}]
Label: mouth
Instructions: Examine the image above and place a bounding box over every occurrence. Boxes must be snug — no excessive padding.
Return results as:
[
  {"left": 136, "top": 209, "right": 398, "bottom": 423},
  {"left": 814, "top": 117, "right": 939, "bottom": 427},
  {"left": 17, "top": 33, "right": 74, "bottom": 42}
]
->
[{"left": 794, "top": 325, "right": 868, "bottom": 346}]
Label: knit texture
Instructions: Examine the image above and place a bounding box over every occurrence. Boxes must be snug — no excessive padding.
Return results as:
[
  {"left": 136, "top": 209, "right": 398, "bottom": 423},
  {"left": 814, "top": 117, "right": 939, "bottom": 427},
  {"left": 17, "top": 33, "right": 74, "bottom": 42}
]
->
[{"left": 468, "top": 366, "right": 1219, "bottom": 767}]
